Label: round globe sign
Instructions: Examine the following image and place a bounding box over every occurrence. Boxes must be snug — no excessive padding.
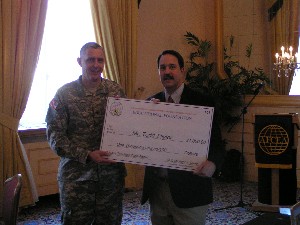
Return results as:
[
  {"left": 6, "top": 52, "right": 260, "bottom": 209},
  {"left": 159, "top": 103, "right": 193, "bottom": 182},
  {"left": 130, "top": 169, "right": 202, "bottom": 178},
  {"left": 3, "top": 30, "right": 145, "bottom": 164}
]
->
[{"left": 258, "top": 125, "right": 289, "bottom": 156}]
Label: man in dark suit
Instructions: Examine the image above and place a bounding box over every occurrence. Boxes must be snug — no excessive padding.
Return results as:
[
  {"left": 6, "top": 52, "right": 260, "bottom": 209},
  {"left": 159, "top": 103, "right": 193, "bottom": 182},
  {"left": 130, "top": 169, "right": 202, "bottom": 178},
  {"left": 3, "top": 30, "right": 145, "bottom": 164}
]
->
[{"left": 141, "top": 50, "right": 225, "bottom": 225}]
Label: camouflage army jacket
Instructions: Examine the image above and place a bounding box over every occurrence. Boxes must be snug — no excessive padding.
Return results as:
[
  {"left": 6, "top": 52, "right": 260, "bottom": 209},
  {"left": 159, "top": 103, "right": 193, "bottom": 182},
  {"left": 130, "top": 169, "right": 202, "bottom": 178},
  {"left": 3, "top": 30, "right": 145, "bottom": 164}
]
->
[{"left": 46, "top": 76, "right": 126, "bottom": 181}]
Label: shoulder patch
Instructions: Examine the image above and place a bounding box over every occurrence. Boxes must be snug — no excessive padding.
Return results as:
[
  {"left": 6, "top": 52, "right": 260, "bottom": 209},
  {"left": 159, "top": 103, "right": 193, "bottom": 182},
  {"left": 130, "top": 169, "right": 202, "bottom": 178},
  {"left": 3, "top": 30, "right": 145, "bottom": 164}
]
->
[{"left": 50, "top": 99, "right": 58, "bottom": 110}]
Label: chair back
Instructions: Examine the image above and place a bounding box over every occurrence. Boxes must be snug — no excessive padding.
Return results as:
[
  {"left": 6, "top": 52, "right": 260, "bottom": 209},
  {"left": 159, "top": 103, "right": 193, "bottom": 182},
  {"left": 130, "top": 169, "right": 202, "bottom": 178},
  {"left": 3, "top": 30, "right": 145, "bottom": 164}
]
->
[
  {"left": 2, "top": 174, "right": 22, "bottom": 225},
  {"left": 291, "top": 201, "right": 300, "bottom": 225}
]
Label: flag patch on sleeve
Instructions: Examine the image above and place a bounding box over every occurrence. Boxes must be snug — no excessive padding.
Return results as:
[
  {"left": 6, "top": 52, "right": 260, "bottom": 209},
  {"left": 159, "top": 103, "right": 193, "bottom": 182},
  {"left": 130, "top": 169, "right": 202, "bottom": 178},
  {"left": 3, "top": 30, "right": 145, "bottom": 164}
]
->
[{"left": 50, "top": 99, "right": 58, "bottom": 110}]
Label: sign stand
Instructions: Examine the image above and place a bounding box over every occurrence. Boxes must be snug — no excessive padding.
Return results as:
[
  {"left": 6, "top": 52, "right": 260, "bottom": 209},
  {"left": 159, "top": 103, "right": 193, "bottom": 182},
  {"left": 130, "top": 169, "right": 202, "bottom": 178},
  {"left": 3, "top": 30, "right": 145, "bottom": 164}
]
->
[{"left": 252, "top": 113, "right": 299, "bottom": 212}]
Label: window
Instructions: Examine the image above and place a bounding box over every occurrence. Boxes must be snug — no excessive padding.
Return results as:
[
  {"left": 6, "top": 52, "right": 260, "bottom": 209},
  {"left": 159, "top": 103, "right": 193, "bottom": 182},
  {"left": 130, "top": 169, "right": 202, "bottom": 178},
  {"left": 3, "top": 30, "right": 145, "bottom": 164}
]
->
[
  {"left": 19, "top": 0, "right": 95, "bottom": 130},
  {"left": 289, "top": 37, "right": 300, "bottom": 95}
]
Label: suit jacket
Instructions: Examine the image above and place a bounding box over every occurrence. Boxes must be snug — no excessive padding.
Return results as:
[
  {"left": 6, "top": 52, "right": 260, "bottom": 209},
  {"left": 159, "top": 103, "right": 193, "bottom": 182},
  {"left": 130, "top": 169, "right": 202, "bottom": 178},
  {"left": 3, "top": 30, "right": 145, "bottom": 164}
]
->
[{"left": 141, "top": 85, "right": 225, "bottom": 208}]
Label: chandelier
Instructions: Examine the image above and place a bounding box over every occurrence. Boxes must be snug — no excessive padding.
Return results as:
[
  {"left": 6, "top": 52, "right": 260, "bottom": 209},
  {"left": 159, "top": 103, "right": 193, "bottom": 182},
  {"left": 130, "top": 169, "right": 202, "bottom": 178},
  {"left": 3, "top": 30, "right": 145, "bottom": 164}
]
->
[{"left": 274, "top": 46, "right": 299, "bottom": 77}]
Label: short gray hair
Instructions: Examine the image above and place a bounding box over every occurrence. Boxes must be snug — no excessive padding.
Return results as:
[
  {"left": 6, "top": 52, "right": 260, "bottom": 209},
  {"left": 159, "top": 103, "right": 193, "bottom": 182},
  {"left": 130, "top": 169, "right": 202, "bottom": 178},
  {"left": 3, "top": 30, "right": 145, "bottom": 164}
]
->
[{"left": 79, "top": 42, "right": 104, "bottom": 57}]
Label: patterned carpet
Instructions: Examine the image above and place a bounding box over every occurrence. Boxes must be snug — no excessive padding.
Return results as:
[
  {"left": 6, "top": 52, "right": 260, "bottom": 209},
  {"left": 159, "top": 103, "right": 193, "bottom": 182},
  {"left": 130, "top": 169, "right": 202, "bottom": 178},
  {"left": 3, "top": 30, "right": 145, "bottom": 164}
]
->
[{"left": 17, "top": 179, "right": 267, "bottom": 225}]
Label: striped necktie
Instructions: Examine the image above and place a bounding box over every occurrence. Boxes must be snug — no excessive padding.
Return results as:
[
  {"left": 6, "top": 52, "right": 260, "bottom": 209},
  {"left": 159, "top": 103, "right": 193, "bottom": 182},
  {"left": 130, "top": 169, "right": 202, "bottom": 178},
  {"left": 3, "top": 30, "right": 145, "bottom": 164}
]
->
[{"left": 168, "top": 96, "right": 174, "bottom": 103}]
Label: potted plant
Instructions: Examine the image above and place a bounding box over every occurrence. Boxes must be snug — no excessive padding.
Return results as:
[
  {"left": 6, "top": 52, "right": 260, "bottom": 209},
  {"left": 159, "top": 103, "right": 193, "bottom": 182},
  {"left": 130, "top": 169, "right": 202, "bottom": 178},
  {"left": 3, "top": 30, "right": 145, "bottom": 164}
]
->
[{"left": 184, "top": 32, "right": 270, "bottom": 126}]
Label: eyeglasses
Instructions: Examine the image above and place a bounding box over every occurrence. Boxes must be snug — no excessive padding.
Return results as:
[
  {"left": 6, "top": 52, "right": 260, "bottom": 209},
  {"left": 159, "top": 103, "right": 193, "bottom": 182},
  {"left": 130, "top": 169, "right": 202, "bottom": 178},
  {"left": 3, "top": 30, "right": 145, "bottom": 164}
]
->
[{"left": 159, "top": 64, "right": 178, "bottom": 71}]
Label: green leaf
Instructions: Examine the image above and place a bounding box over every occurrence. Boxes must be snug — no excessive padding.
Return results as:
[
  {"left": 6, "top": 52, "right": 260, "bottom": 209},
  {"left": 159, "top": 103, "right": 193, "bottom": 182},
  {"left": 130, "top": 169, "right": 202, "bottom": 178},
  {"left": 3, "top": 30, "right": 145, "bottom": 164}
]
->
[
  {"left": 246, "top": 43, "right": 253, "bottom": 58},
  {"left": 184, "top": 31, "right": 270, "bottom": 126}
]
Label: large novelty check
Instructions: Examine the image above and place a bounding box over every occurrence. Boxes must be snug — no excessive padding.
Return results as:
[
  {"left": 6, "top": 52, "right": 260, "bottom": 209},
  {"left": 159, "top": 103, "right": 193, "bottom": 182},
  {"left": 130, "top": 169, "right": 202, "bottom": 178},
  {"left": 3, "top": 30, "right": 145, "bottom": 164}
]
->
[{"left": 100, "top": 97, "right": 214, "bottom": 171}]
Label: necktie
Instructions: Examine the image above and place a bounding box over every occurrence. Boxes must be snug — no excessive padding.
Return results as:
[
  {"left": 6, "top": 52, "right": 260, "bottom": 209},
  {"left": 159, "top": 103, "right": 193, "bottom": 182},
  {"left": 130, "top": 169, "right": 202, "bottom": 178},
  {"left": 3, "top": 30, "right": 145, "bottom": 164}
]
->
[
  {"left": 168, "top": 96, "right": 174, "bottom": 103},
  {"left": 159, "top": 96, "right": 174, "bottom": 179}
]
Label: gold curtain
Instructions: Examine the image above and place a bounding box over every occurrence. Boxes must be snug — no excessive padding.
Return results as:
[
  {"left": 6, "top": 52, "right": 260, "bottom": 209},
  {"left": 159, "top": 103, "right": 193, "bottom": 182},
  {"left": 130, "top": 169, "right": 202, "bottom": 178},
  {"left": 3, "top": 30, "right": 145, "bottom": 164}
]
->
[
  {"left": 89, "top": 0, "right": 138, "bottom": 98},
  {"left": 269, "top": 0, "right": 300, "bottom": 94},
  {"left": 0, "top": 0, "right": 48, "bottom": 209}
]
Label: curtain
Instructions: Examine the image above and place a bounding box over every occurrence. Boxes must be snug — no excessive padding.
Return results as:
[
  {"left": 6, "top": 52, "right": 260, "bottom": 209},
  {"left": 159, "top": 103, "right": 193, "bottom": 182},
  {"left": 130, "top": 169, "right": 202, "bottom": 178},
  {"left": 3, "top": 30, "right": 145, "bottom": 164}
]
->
[
  {"left": 89, "top": 0, "right": 138, "bottom": 98},
  {"left": 269, "top": 0, "right": 300, "bottom": 94},
  {"left": 0, "top": 0, "right": 48, "bottom": 210}
]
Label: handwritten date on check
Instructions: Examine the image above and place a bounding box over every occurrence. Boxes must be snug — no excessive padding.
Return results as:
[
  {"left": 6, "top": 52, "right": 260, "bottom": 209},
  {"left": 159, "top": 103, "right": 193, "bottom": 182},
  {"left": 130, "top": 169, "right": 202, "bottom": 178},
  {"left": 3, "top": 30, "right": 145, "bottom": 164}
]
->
[{"left": 100, "top": 97, "right": 214, "bottom": 171}]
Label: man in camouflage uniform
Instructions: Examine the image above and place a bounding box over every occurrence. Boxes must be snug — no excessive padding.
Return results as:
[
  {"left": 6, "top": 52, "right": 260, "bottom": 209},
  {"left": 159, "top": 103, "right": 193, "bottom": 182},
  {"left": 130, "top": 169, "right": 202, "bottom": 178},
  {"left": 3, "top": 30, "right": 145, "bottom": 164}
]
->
[{"left": 46, "top": 42, "right": 126, "bottom": 225}]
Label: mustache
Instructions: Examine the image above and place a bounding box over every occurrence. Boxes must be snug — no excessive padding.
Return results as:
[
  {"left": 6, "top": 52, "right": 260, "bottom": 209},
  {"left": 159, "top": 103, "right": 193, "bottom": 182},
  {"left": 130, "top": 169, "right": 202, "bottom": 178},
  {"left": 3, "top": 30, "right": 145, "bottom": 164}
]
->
[{"left": 163, "top": 74, "right": 174, "bottom": 80}]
